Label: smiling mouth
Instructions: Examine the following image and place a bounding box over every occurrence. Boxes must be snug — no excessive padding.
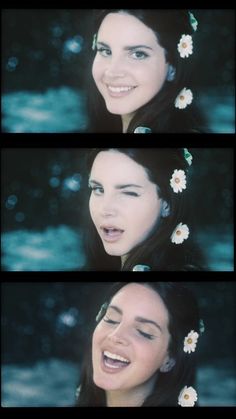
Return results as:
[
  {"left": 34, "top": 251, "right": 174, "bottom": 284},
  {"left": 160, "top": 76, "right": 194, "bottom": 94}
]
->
[
  {"left": 106, "top": 85, "right": 137, "bottom": 97},
  {"left": 102, "top": 351, "right": 131, "bottom": 371}
]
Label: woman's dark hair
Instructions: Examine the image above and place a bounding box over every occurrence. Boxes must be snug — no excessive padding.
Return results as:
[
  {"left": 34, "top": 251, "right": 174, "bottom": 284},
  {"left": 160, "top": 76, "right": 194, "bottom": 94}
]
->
[
  {"left": 82, "top": 148, "right": 205, "bottom": 271},
  {"left": 86, "top": 9, "right": 206, "bottom": 133},
  {"left": 76, "top": 282, "right": 200, "bottom": 406}
]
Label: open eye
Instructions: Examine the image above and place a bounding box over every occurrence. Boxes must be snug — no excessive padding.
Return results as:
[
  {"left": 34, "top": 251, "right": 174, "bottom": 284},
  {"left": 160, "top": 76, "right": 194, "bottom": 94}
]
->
[
  {"left": 130, "top": 50, "right": 149, "bottom": 60},
  {"left": 97, "top": 47, "right": 111, "bottom": 57},
  {"left": 89, "top": 185, "right": 104, "bottom": 196}
]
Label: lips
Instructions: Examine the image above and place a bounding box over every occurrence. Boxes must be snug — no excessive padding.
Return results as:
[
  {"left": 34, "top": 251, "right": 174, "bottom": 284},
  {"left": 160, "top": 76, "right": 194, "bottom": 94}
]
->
[
  {"left": 100, "top": 226, "right": 124, "bottom": 243},
  {"left": 101, "top": 350, "right": 131, "bottom": 373},
  {"left": 106, "top": 84, "right": 136, "bottom": 97}
]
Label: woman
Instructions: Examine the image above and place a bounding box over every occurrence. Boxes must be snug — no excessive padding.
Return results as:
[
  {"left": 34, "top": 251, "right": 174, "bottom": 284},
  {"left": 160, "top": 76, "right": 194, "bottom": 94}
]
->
[
  {"left": 86, "top": 9, "right": 206, "bottom": 133},
  {"left": 76, "top": 282, "right": 202, "bottom": 406},
  {"left": 83, "top": 148, "right": 205, "bottom": 271}
]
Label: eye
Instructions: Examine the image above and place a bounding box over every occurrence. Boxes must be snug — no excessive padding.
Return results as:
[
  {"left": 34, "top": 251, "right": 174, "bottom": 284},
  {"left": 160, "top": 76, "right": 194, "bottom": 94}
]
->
[
  {"left": 123, "top": 191, "right": 140, "bottom": 197},
  {"left": 130, "top": 50, "right": 149, "bottom": 60},
  {"left": 97, "top": 47, "right": 111, "bottom": 57},
  {"left": 103, "top": 316, "right": 119, "bottom": 325},
  {"left": 137, "top": 330, "right": 155, "bottom": 340},
  {"left": 89, "top": 185, "right": 104, "bottom": 196}
]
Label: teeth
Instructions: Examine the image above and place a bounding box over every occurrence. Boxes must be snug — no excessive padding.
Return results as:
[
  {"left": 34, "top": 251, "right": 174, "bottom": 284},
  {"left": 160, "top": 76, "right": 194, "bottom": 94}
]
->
[
  {"left": 104, "top": 350, "right": 130, "bottom": 363},
  {"left": 108, "top": 86, "right": 134, "bottom": 93}
]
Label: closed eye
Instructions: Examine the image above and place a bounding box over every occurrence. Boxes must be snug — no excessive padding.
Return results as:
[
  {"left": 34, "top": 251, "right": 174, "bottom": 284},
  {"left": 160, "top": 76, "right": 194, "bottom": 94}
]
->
[
  {"left": 123, "top": 191, "right": 140, "bottom": 197},
  {"left": 103, "top": 317, "right": 119, "bottom": 325},
  {"left": 138, "top": 330, "right": 155, "bottom": 340}
]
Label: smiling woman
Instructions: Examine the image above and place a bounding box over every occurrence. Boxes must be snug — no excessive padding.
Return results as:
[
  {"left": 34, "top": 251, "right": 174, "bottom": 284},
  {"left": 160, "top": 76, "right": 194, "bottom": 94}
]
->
[
  {"left": 87, "top": 9, "right": 206, "bottom": 133},
  {"left": 83, "top": 148, "right": 206, "bottom": 271},
  {"left": 76, "top": 282, "right": 201, "bottom": 406}
]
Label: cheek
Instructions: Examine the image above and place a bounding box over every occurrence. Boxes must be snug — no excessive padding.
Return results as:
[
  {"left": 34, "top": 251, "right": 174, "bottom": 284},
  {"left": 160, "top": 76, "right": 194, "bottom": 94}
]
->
[
  {"left": 92, "top": 58, "right": 103, "bottom": 84},
  {"left": 89, "top": 196, "right": 97, "bottom": 222}
]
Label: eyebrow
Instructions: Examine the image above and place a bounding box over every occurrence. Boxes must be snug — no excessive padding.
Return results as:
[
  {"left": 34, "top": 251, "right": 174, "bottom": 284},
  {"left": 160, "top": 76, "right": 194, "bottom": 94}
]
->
[
  {"left": 108, "top": 305, "right": 163, "bottom": 333},
  {"left": 97, "top": 41, "right": 153, "bottom": 51},
  {"left": 89, "top": 179, "right": 143, "bottom": 190}
]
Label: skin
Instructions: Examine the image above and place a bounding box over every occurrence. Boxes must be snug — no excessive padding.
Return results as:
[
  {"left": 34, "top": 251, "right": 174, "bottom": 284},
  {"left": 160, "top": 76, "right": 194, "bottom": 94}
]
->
[
  {"left": 92, "top": 12, "right": 168, "bottom": 132},
  {"left": 89, "top": 150, "right": 168, "bottom": 264},
  {"left": 92, "top": 283, "right": 172, "bottom": 407}
]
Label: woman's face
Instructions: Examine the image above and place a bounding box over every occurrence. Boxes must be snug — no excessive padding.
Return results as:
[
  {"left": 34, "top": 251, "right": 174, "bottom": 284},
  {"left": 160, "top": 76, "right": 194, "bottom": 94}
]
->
[
  {"left": 92, "top": 12, "right": 168, "bottom": 117},
  {"left": 92, "top": 283, "right": 171, "bottom": 398},
  {"left": 89, "top": 150, "right": 164, "bottom": 258}
]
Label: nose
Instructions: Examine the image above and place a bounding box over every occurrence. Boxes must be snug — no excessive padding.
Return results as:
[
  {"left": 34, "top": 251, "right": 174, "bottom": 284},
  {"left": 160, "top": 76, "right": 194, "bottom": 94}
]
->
[
  {"left": 108, "top": 326, "right": 129, "bottom": 346},
  {"left": 100, "top": 195, "right": 118, "bottom": 218},
  {"left": 104, "top": 56, "right": 126, "bottom": 79}
]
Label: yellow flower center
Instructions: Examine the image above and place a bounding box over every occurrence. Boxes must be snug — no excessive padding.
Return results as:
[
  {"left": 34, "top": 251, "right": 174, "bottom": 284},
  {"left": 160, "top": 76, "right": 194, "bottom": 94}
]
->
[
  {"left": 184, "top": 394, "right": 190, "bottom": 400},
  {"left": 182, "top": 42, "right": 187, "bottom": 49},
  {"left": 175, "top": 177, "right": 180, "bottom": 183},
  {"left": 176, "top": 230, "right": 181, "bottom": 236},
  {"left": 187, "top": 338, "right": 193, "bottom": 344}
]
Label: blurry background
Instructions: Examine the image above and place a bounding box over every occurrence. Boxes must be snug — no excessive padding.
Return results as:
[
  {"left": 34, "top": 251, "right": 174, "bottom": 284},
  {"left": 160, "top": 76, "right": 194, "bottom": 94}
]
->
[
  {"left": 1, "top": 148, "right": 234, "bottom": 271},
  {"left": 1, "top": 9, "right": 235, "bottom": 133},
  {"left": 1, "top": 281, "right": 236, "bottom": 406}
]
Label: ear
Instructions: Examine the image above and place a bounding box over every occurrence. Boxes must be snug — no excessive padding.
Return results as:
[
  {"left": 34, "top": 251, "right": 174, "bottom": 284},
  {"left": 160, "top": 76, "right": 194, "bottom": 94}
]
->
[
  {"left": 161, "top": 200, "right": 170, "bottom": 218},
  {"left": 166, "top": 64, "right": 176, "bottom": 81},
  {"left": 160, "top": 357, "right": 176, "bottom": 373}
]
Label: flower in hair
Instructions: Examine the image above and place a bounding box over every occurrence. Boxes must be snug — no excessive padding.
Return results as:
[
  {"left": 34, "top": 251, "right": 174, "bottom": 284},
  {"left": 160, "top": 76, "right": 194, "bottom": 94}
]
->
[
  {"left": 177, "top": 34, "right": 193, "bottom": 58},
  {"left": 184, "top": 330, "right": 199, "bottom": 353},
  {"left": 92, "top": 33, "right": 97, "bottom": 51},
  {"left": 189, "top": 12, "right": 198, "bottom": 32},
  {"left": 170, "top": 169, "right": 186, "bottom": 193},
  {"left": 178, "top": 386, "right": 198, "bottom": 407},
  {"left": 171, "top": 223, "right": 189, "bottom": 244},
  {"left": 183, "top": 148, "right": 193, "bottom": 166},
  {"left": 175, "top": 88, "right": 193, "bottom": 109}
]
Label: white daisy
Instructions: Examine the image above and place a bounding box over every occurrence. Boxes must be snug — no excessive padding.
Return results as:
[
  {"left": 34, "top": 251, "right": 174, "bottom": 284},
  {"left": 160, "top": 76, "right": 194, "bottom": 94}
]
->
[
  {"left": 175, "top": 88, "right": 193, "bottom": 109},
  {"left": 178, "top": 386, "right": 198, "bottom": 407},
  {"left": 177, "top": 34, "right": 193, "bottom": 58},
  {"left": 170, "top": 169, "right": 186, "bottom": 193},
  {"left": 171, "top": 223, "right": 189, "bottom": 244},
  {"left": 184, "top": 330, "right": 199, "bottom": 353}
]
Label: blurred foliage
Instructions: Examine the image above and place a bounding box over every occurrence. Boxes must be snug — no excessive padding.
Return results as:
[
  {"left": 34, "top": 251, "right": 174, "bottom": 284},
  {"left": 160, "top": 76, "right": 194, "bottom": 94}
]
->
[
  {"left": 1, "top": 9, "right": 235, "bottom": 93},
  {"left": 1, "top": 148, "right": 233, "bottom": 232},
  {"left": 1, "top": 282, "right": 236, "bottom": 365},
  {"left": 2, "top": 9, "right": 91, "bottom": 92}
]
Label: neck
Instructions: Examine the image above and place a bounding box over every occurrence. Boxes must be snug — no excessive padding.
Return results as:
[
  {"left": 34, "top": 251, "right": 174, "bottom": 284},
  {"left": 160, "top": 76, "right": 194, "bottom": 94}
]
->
[
  {"left": 106, "top": 375, "right": 157, "bottom": 407},
  {"left": 121, "top": 113, "right": 135, "bottom": 133},
  {"left": 106, "top": 390, "right": 144, "bottom": 407}
]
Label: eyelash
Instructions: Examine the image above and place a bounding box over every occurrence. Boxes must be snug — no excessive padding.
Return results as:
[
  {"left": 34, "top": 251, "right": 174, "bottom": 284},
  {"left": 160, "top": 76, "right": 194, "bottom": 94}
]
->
[
  {"left": 89, "top": 186, "right": 140, "bottom": 197},
  {"left": 96, "top": 47, "right": 149, "bottom": 61},
  {"left": 103, "top": 317, "right": 155, "bottom": 340}
]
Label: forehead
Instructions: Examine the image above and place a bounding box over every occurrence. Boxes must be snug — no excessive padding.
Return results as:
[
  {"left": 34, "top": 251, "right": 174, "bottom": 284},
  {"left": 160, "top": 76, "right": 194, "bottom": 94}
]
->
[
  {"left": 110, "top": 283, "right": 169, "bottom": 327},
  {"left": 90, "top": 150, "right": 150, "bottom": 183},
  {"left": 98, "top": 12, "right": 158, "bottom": 45}
]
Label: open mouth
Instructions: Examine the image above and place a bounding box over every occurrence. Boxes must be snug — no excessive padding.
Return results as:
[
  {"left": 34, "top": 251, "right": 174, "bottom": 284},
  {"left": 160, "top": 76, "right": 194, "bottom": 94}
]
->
[
  {"left": 102, "top": 350, "right": 131, "bottom": 371},
  {"left": 100, "top": 227, "right": 124, "bottom": 242}
]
